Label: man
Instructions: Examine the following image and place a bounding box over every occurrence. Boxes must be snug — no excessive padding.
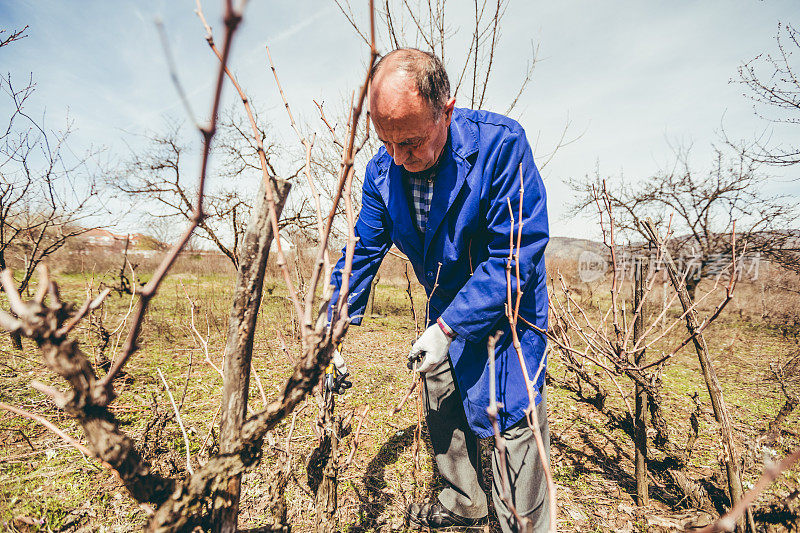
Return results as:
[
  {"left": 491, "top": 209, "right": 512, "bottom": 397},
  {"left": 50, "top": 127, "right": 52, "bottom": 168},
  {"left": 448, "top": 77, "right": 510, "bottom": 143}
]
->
[{"left": 328, "top": 48, "right": 550, "bottom": 531}]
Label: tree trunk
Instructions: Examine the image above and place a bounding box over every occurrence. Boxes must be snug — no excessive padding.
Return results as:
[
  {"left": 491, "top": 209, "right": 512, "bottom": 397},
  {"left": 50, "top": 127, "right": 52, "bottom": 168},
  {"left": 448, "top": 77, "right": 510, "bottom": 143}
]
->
[
  {"left": 10, "top": 330, "right": 22, "bottom": 350},
  {"left": 211, "top": 177, "right": 291, "bottom": 533},
  {"left": 315, "top": 412, "right": 339, "bottom": 533},
  {"left": 642, "top": 221, "right": 754, "bottom": 533},
  {"left": 685, "top": 275, "right": 700, "bottom": 301},
  {"left": 366, "top": 273, "right": 380, "bottom": 316},
  {"left": 0, "top": 256, "right": 17, "bottom": 350},
  {"left": 633, "top": 258, "right": 649, "bottom": 506}
]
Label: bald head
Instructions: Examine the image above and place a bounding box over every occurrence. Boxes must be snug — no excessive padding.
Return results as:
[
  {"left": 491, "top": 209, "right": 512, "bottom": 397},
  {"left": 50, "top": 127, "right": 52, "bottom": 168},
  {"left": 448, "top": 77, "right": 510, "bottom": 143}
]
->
[
  {"left": 371, "top": 48, "right": 451, "bottom": 117},
  {"left": 368, "top": 49, "right": 455, "bottom": 172}
]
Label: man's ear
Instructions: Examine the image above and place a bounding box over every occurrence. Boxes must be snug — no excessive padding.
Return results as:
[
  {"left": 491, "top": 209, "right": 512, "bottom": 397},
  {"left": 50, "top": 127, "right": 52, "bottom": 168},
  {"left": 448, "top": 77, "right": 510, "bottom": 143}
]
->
[{"left": 443, "top": 97, "right": 456, "bottom": 123}]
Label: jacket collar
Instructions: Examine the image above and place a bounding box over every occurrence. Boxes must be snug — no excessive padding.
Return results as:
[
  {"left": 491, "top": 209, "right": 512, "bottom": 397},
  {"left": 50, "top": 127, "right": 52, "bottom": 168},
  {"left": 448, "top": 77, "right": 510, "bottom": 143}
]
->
[
  {"left": 423, "top": 108, "right": 478, "bottom": 256},
  {"left": 449, "top": 107, "right": 480, "bottom": 162},
  {"left": 375, "top": 108, "right": 479, "bottom": 260}
]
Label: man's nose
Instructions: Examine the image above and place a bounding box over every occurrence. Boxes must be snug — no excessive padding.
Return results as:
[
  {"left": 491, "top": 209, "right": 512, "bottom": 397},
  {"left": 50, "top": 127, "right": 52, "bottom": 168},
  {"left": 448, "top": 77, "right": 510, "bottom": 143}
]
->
[{"left": 391, "top": 144, "right": 410, "bottom": 165}]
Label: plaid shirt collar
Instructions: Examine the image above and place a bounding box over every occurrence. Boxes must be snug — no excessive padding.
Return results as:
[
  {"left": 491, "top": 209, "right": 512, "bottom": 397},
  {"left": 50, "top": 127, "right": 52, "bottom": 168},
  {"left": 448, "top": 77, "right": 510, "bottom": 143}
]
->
[{"left": 401, "top": 137, "right": 450, "bottom": 234}]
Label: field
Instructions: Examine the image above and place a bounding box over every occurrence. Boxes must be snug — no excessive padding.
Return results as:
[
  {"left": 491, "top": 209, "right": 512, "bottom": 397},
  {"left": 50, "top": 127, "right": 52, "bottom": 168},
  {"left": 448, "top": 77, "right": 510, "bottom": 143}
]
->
[{"left": 0, "top": 252, "right": 798, "bottom": 532}]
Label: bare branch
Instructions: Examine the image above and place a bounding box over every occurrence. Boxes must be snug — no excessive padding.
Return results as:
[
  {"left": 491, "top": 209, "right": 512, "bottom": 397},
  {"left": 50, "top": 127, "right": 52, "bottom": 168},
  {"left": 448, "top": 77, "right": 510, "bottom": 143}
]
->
[
  {"left": 100, "top": 3, "right": 244, "bottom": 395},
  {"left": 0, "top": 401, "right": 92, "bottom": 458},
  {"left": 157, "top": 368, "right": 194, "bottom": 475},
  {"left": 0, "top": 26, "right": 29, "bottom": 48}
]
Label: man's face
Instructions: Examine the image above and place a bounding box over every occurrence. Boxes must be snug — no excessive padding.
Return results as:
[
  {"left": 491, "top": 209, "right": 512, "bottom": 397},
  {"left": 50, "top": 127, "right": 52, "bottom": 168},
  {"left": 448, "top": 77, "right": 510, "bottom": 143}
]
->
[{"left": 369, "top": 72, "right": 455, "bottom": 173}]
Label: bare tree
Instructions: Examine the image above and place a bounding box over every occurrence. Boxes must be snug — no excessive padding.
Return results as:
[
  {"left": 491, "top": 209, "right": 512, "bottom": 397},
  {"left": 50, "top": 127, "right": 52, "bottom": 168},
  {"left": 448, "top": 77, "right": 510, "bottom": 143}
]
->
[
  {"left": 1, "top": 69, "right": 107, "bottom": 347},
  {"left": 305, "top": 0, "right": 574, "bottom": 239},
  {"left": 145, "top": 216, "right": 178, "bottom": 251},
  {"left": 0, "top": 1, "right": 378, "bottom": 531},
  {"left": 334, "top": 0, "right": 538, "bottom": 115},
  {"left": 112, "top": 117, "right": 313, "bottom": 270},
  {"left": 215, "top": 108, "right": 319, "bottom": 242},
  {"left": 548, "top": 190, "right": 759, "bottom": 530},
  {"left": 569, "top": 145, "right": 799, "bottom": 296},
  {"left": 735, "top": 22, "right": 800, "bottom": 168}
]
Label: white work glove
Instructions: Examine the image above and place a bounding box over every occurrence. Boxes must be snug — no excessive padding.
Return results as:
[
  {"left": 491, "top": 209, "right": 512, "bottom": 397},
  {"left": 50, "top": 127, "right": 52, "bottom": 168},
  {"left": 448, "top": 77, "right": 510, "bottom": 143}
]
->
[{"left": 408, "top": 322, "right": 453, "bottom": 373}]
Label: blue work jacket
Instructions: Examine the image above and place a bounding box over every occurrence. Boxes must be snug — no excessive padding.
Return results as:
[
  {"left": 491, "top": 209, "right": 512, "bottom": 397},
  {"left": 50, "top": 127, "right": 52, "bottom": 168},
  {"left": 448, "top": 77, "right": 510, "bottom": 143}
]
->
[{"left": 329, "top": 107, "right": 549, "bottom": 438}]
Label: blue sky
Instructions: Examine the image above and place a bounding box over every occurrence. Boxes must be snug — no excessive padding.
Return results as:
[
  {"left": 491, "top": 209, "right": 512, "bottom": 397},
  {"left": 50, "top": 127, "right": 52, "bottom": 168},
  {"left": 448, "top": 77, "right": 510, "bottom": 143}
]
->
[{"left": 1, "top": 0, "right": 798, "bottom": 240}]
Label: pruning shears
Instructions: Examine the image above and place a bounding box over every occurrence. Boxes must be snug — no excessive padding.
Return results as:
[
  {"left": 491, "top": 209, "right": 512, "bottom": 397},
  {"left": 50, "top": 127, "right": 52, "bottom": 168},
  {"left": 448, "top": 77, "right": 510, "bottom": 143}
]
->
[
  {"left": 324, "top": 343, "right": 352, "bottom": 395},
  {"left": 407, "top": 350, "right": 424, "bottom": 371}
]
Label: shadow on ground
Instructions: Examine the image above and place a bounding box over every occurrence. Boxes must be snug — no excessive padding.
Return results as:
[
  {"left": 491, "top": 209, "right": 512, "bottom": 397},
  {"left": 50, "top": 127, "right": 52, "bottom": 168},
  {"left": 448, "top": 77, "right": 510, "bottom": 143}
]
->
[
  {"left": 348, "top": 423, "right": 418, "bottom": 532},
  {"left": 553, "top": 425, "right": 684, "bottom": 508}
]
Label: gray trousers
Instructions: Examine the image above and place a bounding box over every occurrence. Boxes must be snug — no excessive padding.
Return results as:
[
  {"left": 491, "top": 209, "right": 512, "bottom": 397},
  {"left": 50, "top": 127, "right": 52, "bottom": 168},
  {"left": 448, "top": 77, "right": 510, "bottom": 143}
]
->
[{"left": 423, "top": 361, "right": 550, "bottom": 532}]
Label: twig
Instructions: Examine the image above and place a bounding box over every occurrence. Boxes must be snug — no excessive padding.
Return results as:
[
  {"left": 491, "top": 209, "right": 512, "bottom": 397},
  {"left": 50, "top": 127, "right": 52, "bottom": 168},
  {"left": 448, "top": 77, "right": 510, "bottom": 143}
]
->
[
  {"left": 16, "top": 429, "right": 36, "bottom": 451},
  {"left": 276, "top": 329, "right": 296, "bottom": 364},
  {"left": 0, "top": 401, "right": 92, "bottom": 458},
  {"left": 486, "top": 331, "right": 527, "bottom": 527},
  {"left": 411, "top": 261, "right": 442, "bottom": 479},
  {"left": 0, "top": 26, "right": 29, "bottom": 48},
  {"left": 283, "top": 402, "right": 308, "bottom": 468},
  {"left": 57, "top": 288, "right": 111, "bottom": 337},
  {"left": 504, "top": 165, "right": 557, "bottom": 533},
  {"left": 30, "top": 380, "right": 69, "bottom": 408},
  {"left": 265, "top": 46, "right": 325, "bottom": 255},
  {"left": 183, "top": 284, "right": 223, "bottom": 379},
  {"left": 155, "top": 19, "right": 200, "bottom": 129},
  {"left": 267, "top": 45, "right": 331, "bottom": 330},
  {"left": 404, "top": 264, "right": 420, "bottom": 336},
  {"left": 251, "top": 362, "right": 268, "bottom": 407},
  {"left": 313, "top": 99, "right": 343, "bottom": 147},
  {"left": 179, "top": 332, "right": 195, "bottom": 412},
  {"left": 425, "top": 262, "right": 443, "bottom": 326},
  {"left": 344, "top": 405, "right": 369, "bottom": 467},
  {"left": 158, "top": 368, "right": 194, "bottom": 475},
  {"left": 195, "top": 0, "right": 303, "bottom": 326},
  {"left": 100, "top": 3, "right": 243, "bottom": 398},
  {"left": 309, "top": 2, "right": 378, "bottom": 337},
  {"left": 200, "top": 402, "right": 222, "bottom": 464},
  {"left": 107, "top": 260, "right": 138, "bottom": 357},
  {"left": 390, "top": 377, "right": 418, "bottom": 415}
]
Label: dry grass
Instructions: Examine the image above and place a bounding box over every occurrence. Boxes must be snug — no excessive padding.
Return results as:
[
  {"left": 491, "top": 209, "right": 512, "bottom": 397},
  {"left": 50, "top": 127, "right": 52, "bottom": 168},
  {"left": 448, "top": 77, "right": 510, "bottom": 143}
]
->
[{"left": 0, "top": 251, "right": 798, "bottom": 531}]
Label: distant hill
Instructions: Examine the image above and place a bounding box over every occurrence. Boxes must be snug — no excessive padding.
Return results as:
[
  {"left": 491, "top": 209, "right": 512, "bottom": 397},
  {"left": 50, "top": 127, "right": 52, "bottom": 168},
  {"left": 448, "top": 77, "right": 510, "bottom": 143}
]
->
[
  {"left": 546, "top": 236, "right": 605, "bottom": 260},
  {"left": 545, "top": 230, "right": 800, "bottom": 264}
]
